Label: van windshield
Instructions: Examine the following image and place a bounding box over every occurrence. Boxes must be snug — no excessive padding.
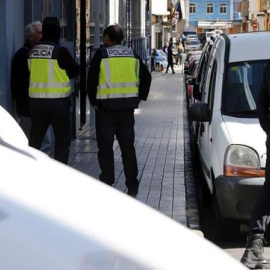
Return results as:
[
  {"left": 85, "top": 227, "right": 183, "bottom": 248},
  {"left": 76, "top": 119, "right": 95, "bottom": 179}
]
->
[{"left": 222, "top": 60, "right": 268, "bottom": 117}]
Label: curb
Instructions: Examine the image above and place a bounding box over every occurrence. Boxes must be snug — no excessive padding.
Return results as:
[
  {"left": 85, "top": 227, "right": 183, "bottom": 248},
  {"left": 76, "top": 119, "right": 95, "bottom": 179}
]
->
[{"left": 183, "top": 77, "right": 203, "bottom": 234}]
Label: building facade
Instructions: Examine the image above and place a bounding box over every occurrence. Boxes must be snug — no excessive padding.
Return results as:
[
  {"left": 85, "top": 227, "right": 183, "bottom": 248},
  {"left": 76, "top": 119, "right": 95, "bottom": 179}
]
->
[
  {"left": 1, "top": 0, "right": 150, "bottom": 138},
  {"left": 76, "top": 0, "right": 149, "bottom": 59},
  {"left": 1, "top": 0, "right": 76, "bottom": 113},
  {"left": 188, "top": 0, "right": 242, "bottom": 34},
  {"left": 242, "top": 0, "right": 270, "bottom": 32}
]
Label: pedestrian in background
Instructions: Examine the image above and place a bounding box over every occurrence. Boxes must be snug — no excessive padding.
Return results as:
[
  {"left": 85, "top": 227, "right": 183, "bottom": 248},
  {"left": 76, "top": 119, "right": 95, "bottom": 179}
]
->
[
  {"left": 177, "top": 42, "right": 184, "bottom": 66},
  {"left": 151, "top": 48, "right": 158, "bottom": 72},
  {"left": 28, "top": 17, "right": 80, "bottom": 164},
  {"left": 165, "top": 42, "right": 175, "bottom": 74},
  {"left": 240, "top": 60, "right": 270, "bottom": 269},
  {"left": 10, "top": 20, "right": 54, "bottom": 156},
  {"left": 87, "top": 24, "right": 151, "bottom": 196},
  {"left": 162, "top": 42, "right": 168, "bottom": 54}
]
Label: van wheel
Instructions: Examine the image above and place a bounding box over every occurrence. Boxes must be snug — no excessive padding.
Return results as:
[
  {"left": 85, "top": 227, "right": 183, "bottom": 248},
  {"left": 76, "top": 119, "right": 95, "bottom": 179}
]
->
[{"left": 213, "top": 194, "right": 240, "bottom": 242}]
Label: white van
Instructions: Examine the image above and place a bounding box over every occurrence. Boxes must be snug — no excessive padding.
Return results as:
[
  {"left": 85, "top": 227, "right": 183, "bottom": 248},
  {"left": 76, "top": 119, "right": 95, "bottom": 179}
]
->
[{"left": 189, "top": 32, "right": 270, "bottom": 239}]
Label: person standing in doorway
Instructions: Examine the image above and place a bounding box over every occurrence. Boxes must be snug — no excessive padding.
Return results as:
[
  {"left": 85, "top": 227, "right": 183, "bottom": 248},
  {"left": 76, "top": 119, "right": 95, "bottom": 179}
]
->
[
  {"left": 28, "top": 17, "right": 80, "bottom": 164},
  {"left": 166, "top": 42, "right": 175, "bottom": 74},
  {"left": 240, "top": 60, "right": 270, "bottom": 269},
  {"left": 10, "top": 21, "right": 54, "bottom": 156},
  {"left": 87, "top": 24, "right": 151, "bottom": 196}
]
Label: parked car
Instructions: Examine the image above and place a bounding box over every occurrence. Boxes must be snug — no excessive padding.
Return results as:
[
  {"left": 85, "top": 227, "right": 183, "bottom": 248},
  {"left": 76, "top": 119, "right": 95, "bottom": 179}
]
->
[
  {"left": 185, "top": 37, "right": 202, "bottom": 51},
  {"left": 186, "top": 64, "right": 199, "bottom": 107},
  {"left": 153, "top": 49, "right": 168, "bottom": 72},
  {"left": 186, "top": 42, "right": 213, "bottom": 108},
  {"left": 184, "top": 50, "right": 202, "bottom": 76},
  {"left": 0, "top": 105, "right": 247, "bottom": 270},
  {"left": 188, "top": 32, "right": 270, "bottom": 240}
]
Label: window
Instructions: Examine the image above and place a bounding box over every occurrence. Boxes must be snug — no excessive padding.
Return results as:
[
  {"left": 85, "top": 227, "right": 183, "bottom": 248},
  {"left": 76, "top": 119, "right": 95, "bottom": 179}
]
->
[
  {"left": 208, "top": 60, "right": 217, "bottom": 111},
  {"left": 42, "top": 0, "right": 52, "bottom": 18},
  {"left": 189, "top": 3, "right": 196, "bottom": 14},
  {"left": 220, "top": 3, "right": 227, "bottom": 14},
  {"left": 222, "top": 60, "right": 268, "bottom": 116},
  {"left": 207, "top": 3, "right": 214, "bottom": 14}
]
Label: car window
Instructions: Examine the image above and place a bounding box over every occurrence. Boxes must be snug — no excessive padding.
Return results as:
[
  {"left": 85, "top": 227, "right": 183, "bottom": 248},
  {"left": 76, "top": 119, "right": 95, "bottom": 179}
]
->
[
  {"left": 196, "top": 53, "right": 206, "bottom": 84},
  {"left": 187, "top": 35, "right": 198, "bottom": 39},
  {"left": 187, "top": 39, "right": 200, "bottom": 45},
  {"left": 222, "top": 60, "right": 267, "bottom": 117},
  {"left": 208, "top": 60, "right": 217, "bottom": 112}
]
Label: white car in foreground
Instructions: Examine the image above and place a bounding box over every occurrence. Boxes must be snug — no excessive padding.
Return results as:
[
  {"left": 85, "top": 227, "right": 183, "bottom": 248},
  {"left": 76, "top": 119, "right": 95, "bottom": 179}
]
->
[{"left": 0, "top": 105, "right": 246, "bottom": 269}]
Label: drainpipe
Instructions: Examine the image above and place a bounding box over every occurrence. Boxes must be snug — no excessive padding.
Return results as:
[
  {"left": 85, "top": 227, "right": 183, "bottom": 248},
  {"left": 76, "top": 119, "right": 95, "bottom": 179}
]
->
[
  {"left": 127, "top": 0, "right": 131, "bottom": 47},
  {"left": 80, "top": 0, "right": 86, "bottom": 128}
]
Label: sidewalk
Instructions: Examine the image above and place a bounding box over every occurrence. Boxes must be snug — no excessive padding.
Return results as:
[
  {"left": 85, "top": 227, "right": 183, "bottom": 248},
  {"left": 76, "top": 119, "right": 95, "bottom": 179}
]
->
[{"left": 68, "top": 65, "right": 201, "bottom": 233}]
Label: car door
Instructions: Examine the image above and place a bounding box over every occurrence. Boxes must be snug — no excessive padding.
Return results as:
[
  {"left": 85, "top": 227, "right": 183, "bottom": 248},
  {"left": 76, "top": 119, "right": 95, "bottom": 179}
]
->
[{"left": 197, "top": 53, "right": 218, "bottom": 192}]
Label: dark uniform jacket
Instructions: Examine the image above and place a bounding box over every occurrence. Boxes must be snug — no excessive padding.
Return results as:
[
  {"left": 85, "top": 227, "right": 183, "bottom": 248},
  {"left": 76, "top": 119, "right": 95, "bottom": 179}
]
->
[
  {"left": 87, "top": 46, "right": 151, "bottom": 111},
  {"left": 257, "top": 60, "right": 270, "bottom": 134},
  {"left": 11, "top": 42, "right": 32, "bottom": 116}
]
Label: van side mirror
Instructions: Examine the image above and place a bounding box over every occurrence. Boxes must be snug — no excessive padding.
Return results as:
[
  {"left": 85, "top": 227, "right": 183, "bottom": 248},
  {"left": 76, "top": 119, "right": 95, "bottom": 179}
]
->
[{"left": 188, "top": 103, "right": 211, "bottom": 122}]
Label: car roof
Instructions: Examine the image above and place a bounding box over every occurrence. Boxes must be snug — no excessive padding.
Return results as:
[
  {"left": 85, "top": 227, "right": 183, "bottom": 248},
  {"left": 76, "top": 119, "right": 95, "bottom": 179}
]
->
[
  {"left": 0, "top": 105, "right": 28, "bottom": 147},
  {"left": 0, "top": 105, "right": 246, "bottom": 270},
  {"left": 0, "top": 141, "right": 247, "bottom": 270},
  {"left": 222, "top": 32, "right": 270, "bottom": 62}
]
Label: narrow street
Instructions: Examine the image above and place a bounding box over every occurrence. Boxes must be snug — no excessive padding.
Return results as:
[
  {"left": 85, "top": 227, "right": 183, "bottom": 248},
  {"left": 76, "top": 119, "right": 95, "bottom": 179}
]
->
[
  {"left": 69, "top": 64, "right": 200, "bottom": 232},
  {"left": 69, "top": 63, "right": 270, "bottom": 264}
]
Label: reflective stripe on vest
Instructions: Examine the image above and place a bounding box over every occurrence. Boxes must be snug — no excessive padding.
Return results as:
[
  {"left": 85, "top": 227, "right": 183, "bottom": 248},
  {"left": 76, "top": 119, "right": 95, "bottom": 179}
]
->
[
  {"left": 97, "top": 48, "right": 139, "bottom": 100},
  {"left": 28, "top": 57, "right": 71, "bottom": 98}
]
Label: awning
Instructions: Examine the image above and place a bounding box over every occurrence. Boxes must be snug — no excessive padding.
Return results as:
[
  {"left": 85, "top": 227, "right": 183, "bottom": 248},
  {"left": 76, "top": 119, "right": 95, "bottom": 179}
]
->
[{"left": 198, "top": 21, "right": 232, "bottom": 28}]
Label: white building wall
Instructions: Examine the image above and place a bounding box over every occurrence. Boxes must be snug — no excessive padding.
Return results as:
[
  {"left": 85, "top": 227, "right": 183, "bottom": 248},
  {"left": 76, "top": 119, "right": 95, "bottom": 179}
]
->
[{"left": 141, "top": 0, "right": 146, "bottom": 37}]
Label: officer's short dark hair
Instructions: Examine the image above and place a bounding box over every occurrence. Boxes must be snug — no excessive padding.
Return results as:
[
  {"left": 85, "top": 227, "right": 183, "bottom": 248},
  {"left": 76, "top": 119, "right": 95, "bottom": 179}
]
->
[
  {"left": 42, "top": 17, "right": 61, "bottom": 40},
  {"left": 43, "top": 17, "right": 60, "bottom": 27},
  {"left": 103, "top": 24, "right": 124, "bottom": 44}
]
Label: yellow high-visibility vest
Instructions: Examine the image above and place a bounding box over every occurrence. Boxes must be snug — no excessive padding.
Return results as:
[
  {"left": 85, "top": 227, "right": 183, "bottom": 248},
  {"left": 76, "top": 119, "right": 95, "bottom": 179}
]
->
[
  {"left": 97, "top": 45, "right": 139, "bottom": 100},
  {"left": 28, "top": 44, "right": 71, "bottom": 98}
]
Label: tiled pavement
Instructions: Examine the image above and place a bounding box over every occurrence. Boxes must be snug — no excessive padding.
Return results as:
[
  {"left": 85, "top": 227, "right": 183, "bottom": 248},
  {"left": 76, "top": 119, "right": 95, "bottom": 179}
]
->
[{"left": 68, "top": 65, "right": 201, "bottom": 232}]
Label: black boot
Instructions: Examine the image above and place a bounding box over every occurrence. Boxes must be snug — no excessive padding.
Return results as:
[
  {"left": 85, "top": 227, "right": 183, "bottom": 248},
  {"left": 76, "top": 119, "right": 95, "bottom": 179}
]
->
[{"left": 241, "top": 234, "right": 270, "bottom": 269}]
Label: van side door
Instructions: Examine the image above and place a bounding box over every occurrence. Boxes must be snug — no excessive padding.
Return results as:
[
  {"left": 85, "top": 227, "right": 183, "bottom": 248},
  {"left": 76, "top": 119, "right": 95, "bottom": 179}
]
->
[{"left": 197, "top": 52, "right": 219, "bottom": 192}]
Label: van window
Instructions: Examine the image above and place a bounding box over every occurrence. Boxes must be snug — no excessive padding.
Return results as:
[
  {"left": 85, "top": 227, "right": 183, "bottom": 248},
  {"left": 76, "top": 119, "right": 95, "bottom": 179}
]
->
[
  {"left": 222, "top": 60, "right": 267, "bottom": 117},
  {"left": 208, "top": 60, "right": 217, "bottom": 111}
]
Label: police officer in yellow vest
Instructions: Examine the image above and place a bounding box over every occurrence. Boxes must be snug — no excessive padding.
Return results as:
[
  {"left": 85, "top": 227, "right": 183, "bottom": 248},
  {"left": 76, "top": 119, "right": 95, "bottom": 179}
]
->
[
  {"left": 87, "top": 24, "right": 151, "bottom": 196},
  {"left": 28, "top": 17, "right": 79, "bottom": 164}
]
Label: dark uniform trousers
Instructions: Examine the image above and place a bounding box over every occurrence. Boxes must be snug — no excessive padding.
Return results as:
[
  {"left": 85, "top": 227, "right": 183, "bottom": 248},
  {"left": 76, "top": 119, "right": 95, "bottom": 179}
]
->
[
  {"left": 95, "top": 109, "right": 139, "bottom": 189},
  {"left": 249, "top": 135, "right": 270, "bottom": 234},
  {"left": 29, "top": 98, "right": 71, "bottom": 164}
]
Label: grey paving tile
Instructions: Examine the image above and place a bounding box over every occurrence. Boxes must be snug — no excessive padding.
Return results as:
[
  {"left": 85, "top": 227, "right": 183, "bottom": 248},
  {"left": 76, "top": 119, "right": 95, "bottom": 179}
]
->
[{"left": 68, "top": 66, "right": 201, "bottom": 232}]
